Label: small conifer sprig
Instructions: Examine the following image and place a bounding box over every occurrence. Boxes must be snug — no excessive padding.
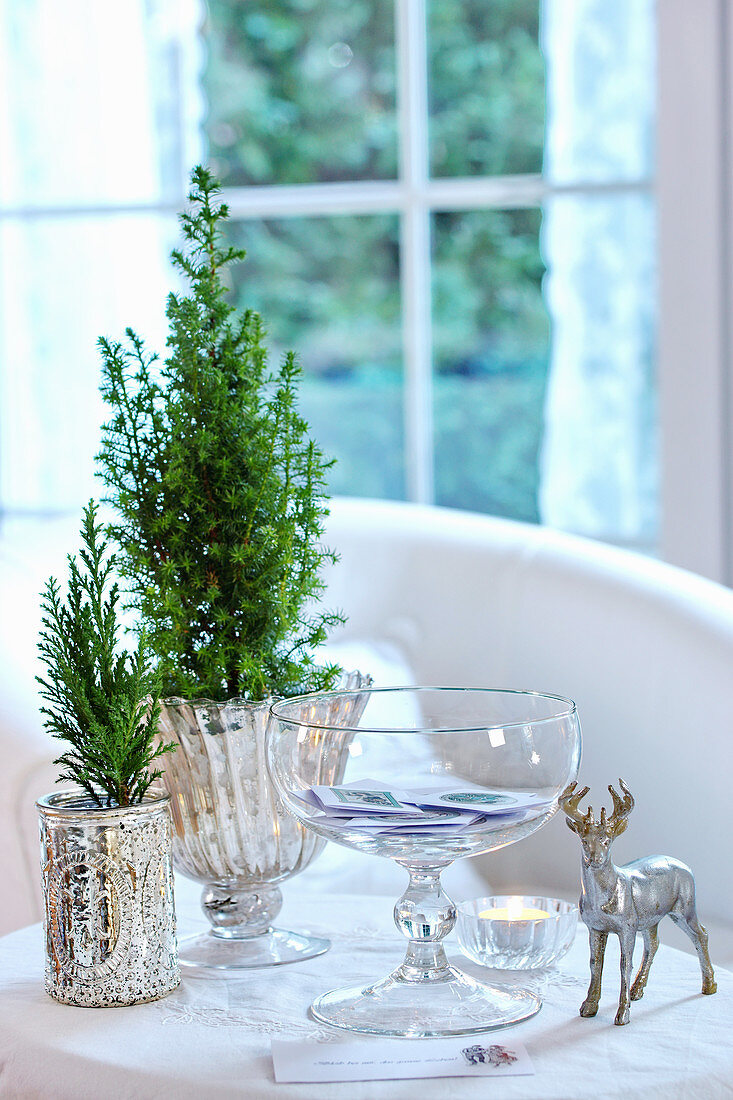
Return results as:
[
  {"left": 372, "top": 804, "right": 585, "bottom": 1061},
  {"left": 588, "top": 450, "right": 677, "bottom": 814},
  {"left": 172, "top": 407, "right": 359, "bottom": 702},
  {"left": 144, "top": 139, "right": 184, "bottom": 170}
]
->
[
  {"left": 97, "top": 166, "right": 343, "bottom": 702},
  {"left": 37, "top": 501, "right": 173, "bottom": 807}
]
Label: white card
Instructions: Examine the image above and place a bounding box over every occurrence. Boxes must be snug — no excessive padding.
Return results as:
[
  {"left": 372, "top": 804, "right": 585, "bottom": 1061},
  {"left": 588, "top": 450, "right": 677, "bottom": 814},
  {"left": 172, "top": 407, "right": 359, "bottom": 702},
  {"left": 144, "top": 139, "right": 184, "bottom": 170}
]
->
[
  {"left": 271, "top": 1037, "right": 535, "bottom": 1084},
  {"left": 410, "top": 786, "right": 551, "bottom": 813},
  {"left": 311, "top": 786, "right": 413, "bottom": 814}
]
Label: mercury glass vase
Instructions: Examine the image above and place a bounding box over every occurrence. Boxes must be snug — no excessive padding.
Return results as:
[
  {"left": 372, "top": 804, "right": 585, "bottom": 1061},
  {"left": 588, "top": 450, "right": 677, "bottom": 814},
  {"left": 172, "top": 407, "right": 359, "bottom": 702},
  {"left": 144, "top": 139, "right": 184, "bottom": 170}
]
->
[
  {"left": 157, "top": 670, "right": 370, "bottom": 972},
  {"left": 37, "top": 791, "right": 180, "bottom": 1007}
]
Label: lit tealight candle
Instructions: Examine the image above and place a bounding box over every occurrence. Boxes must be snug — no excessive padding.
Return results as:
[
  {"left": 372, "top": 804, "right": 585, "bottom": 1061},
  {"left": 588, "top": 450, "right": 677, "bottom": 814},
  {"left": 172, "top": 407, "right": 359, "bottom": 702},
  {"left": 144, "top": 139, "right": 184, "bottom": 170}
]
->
[{"left": 479, "top": 896, "right": 551, "bottom": 921}]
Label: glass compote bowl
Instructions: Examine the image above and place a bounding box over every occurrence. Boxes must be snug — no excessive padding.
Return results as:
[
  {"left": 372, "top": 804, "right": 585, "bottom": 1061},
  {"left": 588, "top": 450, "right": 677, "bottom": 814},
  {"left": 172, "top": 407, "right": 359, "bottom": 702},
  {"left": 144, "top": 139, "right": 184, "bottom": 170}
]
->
[{"left": 267, "top": 687, "right": 581, "bottom": 1038}]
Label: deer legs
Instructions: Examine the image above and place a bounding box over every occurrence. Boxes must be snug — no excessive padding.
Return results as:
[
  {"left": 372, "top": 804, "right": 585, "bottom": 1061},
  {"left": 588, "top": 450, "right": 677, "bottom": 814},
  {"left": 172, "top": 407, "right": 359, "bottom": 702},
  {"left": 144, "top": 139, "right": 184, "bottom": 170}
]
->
[
  {"left": 615, "top": 929, "right": 638, "bottom": 1025},
  {"left": 583, "top": 918, "right": 713, "bottom": 1026},
  {"left": 630, "top": 914, "right": 717, "bottom": 1002},
  {"left": 582, "top": 926, "right": 657, "bottom": 1026},
  {"left": 580, "top": 929, "right": 607, "bottom": 1017},
  {"left": 630, "top": 924, "right": 659, "bottom": 1001},
  {"left": 669, "top": 912, "right": 717, "bottom": 995}
]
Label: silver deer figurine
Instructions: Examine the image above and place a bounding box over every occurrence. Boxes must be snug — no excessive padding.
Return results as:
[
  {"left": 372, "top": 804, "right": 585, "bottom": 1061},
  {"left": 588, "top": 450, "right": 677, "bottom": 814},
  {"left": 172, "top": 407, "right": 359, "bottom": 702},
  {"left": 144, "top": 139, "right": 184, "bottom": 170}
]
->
[{"left": 560, "top": 779, "right": 716, "bottom": 1026}]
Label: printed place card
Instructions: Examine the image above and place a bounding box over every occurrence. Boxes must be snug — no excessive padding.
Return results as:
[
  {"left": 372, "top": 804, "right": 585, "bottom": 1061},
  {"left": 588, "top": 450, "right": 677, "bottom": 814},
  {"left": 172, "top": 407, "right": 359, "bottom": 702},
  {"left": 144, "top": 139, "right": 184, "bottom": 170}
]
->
[{"left": 271, "top": 1036, "right": 534, "bottom": 1084}]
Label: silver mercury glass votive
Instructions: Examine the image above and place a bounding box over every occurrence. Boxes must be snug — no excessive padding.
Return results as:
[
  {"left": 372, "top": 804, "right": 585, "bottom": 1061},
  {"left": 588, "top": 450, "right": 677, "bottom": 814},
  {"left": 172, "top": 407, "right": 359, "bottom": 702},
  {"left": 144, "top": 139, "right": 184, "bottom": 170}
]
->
[{"left": 37, "top": 790, "right": 180, "bottom": 1007}]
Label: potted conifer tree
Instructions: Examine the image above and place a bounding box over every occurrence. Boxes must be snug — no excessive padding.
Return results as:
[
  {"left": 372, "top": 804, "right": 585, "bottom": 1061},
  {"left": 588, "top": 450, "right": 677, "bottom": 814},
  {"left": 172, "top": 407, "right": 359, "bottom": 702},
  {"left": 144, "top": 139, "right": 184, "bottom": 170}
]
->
[
  {"left": 96, "top": 167, "right": 369, "bottom": 972},
  {"left": 36, "top": 502, "right": 180, "bottom": 1006}
]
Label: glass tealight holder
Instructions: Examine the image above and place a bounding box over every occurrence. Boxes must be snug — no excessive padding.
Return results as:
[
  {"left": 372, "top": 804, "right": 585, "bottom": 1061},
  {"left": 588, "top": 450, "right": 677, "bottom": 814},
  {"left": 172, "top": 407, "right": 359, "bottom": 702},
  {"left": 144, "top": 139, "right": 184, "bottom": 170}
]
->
[{"left": 457, "top": 895, "right": 578, "bottom": 970}]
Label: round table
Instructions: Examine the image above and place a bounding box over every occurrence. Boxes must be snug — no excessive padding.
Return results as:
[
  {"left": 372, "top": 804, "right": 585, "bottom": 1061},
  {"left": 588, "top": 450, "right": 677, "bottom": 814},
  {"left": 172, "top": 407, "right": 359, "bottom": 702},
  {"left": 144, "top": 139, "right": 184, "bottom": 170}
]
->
[{"left": 0, "top": 885, "right": 731, "bottom": 1099}]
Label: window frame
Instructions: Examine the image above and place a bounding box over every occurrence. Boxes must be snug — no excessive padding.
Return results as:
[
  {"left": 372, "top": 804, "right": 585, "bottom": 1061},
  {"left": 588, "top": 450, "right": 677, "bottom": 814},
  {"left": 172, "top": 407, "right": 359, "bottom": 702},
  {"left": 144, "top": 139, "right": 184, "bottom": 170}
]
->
[
  {"left": 6, "top": 0, "right": 729, "bottom": 584},
  {"left": 657, "top": 0, "right": 733, "bottom": 584},
  {"left": 219, "top": 0, "right": 655, "bottom": 517}
]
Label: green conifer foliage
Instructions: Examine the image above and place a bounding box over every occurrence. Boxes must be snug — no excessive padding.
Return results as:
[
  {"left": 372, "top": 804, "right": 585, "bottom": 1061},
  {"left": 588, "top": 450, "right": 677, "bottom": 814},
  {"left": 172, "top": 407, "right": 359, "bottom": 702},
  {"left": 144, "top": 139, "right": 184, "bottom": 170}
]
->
[
  {"left": 97, "top": 167, "right": 343, "bottom": 702},
  {"left": 37, "top": 501, "right": 171, "bottom": 807}
]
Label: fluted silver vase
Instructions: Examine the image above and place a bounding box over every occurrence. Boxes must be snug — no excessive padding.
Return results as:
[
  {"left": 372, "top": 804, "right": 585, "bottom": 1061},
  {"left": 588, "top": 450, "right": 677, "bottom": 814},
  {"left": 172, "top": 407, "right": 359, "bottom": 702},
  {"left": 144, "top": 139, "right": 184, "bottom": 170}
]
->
[
  {"left": 37, "top": 791, "right": 180, "bottom": 1006},
  {"left": 157, "top": 670, "right": 370, "bottom": 971}
]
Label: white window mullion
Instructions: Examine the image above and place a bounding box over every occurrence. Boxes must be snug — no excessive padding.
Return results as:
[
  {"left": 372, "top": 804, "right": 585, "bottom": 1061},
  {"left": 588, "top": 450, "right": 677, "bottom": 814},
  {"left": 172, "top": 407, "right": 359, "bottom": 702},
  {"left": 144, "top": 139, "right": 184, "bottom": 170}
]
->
[
  {"left": 222, "top": 180, "right": 405, "bottom": 219},
  {"left": 397, "top": 0, "right": 434, "bottom": 504},
  {"left": 0, "top": 176, "right": 653, "bottom": 224}
]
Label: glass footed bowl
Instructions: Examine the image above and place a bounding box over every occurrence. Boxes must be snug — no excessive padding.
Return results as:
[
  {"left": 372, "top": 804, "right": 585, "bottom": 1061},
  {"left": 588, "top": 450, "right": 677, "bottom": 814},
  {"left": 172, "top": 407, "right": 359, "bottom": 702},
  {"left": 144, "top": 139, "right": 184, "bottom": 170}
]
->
[{"left": 267, "top": 686, "right": 581, "bottom": 1038}]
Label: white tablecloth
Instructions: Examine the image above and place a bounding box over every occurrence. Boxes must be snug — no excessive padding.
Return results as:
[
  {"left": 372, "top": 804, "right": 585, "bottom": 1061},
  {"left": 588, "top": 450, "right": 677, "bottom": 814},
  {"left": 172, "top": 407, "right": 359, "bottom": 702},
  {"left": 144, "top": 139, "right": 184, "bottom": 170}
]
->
[{"left": 0, "top": 887, "right": 731, "bottom": 1100}]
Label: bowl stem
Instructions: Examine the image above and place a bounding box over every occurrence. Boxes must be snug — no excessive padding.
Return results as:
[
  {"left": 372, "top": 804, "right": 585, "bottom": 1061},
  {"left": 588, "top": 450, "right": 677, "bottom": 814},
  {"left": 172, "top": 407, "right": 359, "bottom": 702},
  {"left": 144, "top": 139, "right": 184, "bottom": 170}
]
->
[{"left": 392, "top": 863, "right": 456, "bottom": 982}]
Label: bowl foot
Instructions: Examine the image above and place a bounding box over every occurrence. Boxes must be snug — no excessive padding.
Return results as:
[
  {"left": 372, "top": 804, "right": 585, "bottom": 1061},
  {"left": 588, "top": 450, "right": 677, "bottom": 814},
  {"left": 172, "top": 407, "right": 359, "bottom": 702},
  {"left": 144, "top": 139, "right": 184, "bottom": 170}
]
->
[
  {"left": 310, "top": 964, "right": 541, "bottom": 1037},
  {"left": 178, "top": 928, "right": 330, "bottom": 974}
]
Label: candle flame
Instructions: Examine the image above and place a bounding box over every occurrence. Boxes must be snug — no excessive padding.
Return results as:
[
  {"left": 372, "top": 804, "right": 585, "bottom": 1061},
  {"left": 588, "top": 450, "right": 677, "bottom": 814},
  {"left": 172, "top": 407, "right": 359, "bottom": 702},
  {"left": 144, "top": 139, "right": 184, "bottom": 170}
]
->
[
  {"left": 507, "top": 896, "right": 523, "bottom": 921},
  {"left": 478, "top": 898, "right": 552, "bottom": 921}
]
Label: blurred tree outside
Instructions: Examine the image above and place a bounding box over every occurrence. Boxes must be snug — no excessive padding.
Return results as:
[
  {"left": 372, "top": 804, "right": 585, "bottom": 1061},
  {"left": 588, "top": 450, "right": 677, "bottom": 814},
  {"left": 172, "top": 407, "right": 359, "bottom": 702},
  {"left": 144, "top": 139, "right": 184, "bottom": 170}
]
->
[
  {"left": 428, "top": 0, "right": 544, "bottom": 177},
  {"left": 433, "top": 208, "right": 547, "bottom": 520},
  {"left": 226, "top": 215, "right": 405, "bottom": 500},
  {"left": 202, "top": 0, "right": 547, "bottom": 522},
  {"left": 204, "top": 0, "right": 398, "bottom": 184}
]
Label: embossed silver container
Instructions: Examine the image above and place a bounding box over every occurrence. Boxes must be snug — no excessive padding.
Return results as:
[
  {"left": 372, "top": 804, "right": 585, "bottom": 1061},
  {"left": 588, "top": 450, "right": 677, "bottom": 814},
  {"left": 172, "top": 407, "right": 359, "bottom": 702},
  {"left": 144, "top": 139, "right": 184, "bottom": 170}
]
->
[
  {"left": 37, "top": 791, "right": 180, "bottom": 1007},
  {"left": 158, "top": 670, "right": 370, "bottom": 972}
]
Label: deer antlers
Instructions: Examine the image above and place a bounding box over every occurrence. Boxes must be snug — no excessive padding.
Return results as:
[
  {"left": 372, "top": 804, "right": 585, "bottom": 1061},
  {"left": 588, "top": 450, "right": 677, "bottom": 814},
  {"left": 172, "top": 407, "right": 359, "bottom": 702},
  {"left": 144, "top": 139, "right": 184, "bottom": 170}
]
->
[
  {"left": 560, "top": 782, "right": 592, "bottom": 835},
  {"left": 560, "top": 779, "right": 634, "bottom": 838},
  {"left": 604, "top": 779, "right": 634, "bottom": 837}
]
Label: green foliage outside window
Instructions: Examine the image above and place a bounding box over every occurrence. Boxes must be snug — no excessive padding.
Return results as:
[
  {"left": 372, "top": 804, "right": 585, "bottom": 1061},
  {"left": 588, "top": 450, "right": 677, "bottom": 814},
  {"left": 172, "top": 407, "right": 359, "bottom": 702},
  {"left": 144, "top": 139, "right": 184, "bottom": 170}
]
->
[
  {"left": 433, "top": 208, "right": 548, "bottom": 520},
  {"left": 202, "top": 0, "right": 547, "bottom": 522},
  {"left": 428, "top": 0, "right": 544, "bottom": 178},
  {"left": 204, "top": 0, "right": 397, "bottom": 186},
  {"left": 224, "top": 215, "right": 405, "bottom": 500}
]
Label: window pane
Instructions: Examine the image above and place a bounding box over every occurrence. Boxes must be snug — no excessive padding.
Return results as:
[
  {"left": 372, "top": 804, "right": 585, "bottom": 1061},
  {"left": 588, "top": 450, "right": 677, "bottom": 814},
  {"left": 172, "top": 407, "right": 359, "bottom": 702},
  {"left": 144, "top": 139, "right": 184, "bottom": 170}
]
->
[
  {"left": 428, "top": 0, "right": 544, "bottom": 179},
  {"left": 543, "top": 0, "right": 655, "bottom": 184},
  {"left": 541, "top": 192, "right": 657, "bottom": 550},
  {"left": 432, "top": 209, "right": 548, "bottom": 521},
  {"left": 204, "top": 1, "right": 398, "bottom": 186},
  {"left": 225, "top": 215, "right": 404, "bottom": 499},
  {"left": 0, "top": 216, "right": 176, "bottom": 511},
  {"left": 0, "top": 1, "right": 197, "bottom": 208}
]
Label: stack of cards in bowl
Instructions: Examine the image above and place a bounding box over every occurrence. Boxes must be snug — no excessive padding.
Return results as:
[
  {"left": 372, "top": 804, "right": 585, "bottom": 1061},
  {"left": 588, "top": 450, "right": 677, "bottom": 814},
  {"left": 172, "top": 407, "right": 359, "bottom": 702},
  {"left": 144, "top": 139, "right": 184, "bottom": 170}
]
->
[{"left": 293, "top": 779, "right": 552, "bottom": 836}]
